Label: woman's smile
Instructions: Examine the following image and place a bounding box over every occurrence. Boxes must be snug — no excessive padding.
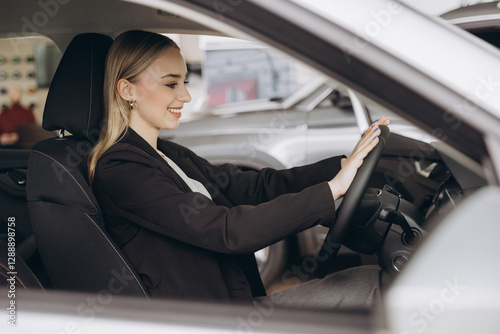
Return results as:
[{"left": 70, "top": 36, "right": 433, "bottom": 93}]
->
[{"left": 167, "top": 107, "right": 182, "bottom": 118}]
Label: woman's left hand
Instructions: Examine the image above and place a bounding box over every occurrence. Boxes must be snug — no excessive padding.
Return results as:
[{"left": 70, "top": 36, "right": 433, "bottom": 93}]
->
[
  {"left": 329, "top": 115, "right": 390, "bottom": 200},
  {"left": 340, "top": 115, "right": 390, "bottom": 169}
]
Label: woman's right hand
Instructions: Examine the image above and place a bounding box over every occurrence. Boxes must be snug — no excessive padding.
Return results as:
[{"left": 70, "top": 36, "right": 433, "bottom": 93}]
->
[{"left": 328, "top": 116, "right": 389, "bottom": 200}]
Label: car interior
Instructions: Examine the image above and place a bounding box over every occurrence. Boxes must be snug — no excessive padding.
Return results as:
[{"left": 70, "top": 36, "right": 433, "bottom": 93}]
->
[
  {"left": 0, "top": 32, "right": 478, "bottom": 299},
  {"left": 0, "top": 0, "right": 498, "bottom": 310}
]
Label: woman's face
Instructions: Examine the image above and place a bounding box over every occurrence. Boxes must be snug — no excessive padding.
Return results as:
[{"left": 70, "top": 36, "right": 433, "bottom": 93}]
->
[{"left": 129, "top": 48, "right": 191, "bottom": 132}]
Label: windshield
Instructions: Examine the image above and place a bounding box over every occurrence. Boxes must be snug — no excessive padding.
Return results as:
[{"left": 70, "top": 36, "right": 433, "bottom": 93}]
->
[{"left": 291, "top": 0, "right": 500, "bottom": 120}]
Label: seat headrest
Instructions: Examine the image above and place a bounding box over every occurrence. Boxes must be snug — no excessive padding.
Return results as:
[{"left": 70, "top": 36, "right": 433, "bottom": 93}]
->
[{"left": 42, "top": 33, "right": 113, "bottom": 140}]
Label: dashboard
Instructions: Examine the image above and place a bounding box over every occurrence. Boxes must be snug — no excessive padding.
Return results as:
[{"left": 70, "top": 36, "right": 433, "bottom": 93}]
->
[
  {"left": 375, "top": 139, "right": 488, "bottom": 274},
  {"left": 425, "top": 142, "right": 487, "bottom": 223}
]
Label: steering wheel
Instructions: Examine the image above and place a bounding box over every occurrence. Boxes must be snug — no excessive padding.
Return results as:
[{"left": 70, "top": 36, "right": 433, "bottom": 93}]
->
[{"left": 315, "top": 125, "right": 390, "bottom": 278}]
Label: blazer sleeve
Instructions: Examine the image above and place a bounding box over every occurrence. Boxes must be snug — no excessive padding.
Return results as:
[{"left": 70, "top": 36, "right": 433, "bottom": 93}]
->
[
  {"left": 95, "top": 148, "right": 338, "bottom": 255},
  {"left": 172, "top": 141, "right": 345, "bottom": 206}
]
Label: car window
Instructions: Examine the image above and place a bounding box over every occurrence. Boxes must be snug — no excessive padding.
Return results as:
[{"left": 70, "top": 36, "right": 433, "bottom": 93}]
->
[
  {"left": 472, "top": 31, "right": 500, "bottom": 49},
  {"left": 167, "top": 34, "right": 317, "bottom": 121}
]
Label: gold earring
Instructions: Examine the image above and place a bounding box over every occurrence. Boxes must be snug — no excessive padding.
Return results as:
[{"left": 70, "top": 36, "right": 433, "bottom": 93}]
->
[{"left": 129, "top": 100, "right": 134, "bottom": 111}]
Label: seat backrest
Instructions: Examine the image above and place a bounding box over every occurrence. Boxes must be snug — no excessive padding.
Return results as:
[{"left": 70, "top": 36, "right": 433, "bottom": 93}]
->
[
  {"left": 26, "top": 33, "right": 149, "bottom": 298},
  {"left": 0, "top": 149, "right": 48, "bottom": 288}
]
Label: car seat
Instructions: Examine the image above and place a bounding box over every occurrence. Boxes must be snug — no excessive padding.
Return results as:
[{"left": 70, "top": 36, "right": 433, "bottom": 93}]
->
[
  {"left": 0, "top": 149, "right": 47, "bottom": 291},
  {"left": 26, "top": 33, "right": 149, "bottom": 298}
]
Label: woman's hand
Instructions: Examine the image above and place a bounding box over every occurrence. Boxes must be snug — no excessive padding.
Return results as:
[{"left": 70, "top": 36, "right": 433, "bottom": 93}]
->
[
  {"left": 0, "top": 132, "right": 19, "bottom": 146},
  {"left": 329, "top": 115, "right": 390, "bottom": 200}
]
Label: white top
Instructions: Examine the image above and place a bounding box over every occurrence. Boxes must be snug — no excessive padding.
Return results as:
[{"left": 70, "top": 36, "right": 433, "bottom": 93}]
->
[{"left": 157, "top": 150, "right": 213, "bottom": 200}]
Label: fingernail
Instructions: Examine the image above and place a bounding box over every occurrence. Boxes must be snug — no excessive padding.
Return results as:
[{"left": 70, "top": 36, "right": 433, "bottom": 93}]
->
[
  {"left": 375, "top": 127, "right": 380, "bottom": 131},
  {"left": 373, "top": 135, "right": 379, "bottom": 140},
  {"left": 374, "top": 119, "right": 379, "bottom": 122}
]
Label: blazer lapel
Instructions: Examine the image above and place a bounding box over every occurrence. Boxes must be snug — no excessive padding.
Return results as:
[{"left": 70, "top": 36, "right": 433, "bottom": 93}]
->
[
  {"left": 121, "top": 129, "right": 193, "bottom": 193},
  {"left": 122, "top": 128, "right": 234, "bottom": 207},
  {"left": 157, "top": 139, "right": 209, "bottom": 184},
  {"left": 157, "top": 139, "right": 236, "bottom": 208}
]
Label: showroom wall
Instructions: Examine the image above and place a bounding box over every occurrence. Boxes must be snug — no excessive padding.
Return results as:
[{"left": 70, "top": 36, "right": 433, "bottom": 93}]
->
[{"left": 0, "top": 37, "right": 60, "bottom": 124}]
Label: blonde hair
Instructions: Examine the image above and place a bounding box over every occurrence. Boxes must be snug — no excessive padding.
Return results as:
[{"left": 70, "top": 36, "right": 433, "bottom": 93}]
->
[{"left": 88, "top": 30, "right": 179, "bottom": 184}]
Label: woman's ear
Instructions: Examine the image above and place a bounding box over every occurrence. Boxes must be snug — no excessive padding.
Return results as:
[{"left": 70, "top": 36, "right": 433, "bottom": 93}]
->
[{"left": 117, "top": 79, "right": 134, "bottom": 101}]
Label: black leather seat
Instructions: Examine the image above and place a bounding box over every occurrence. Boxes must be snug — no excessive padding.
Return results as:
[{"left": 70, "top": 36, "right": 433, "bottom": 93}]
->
[{"left": 26, "top": 33, "right": 149, "bottom": 298}]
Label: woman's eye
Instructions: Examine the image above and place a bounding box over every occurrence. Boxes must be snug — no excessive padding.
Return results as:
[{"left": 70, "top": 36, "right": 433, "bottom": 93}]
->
[{"left": 166, "top": 80, "right": 188, "bottom": 88}]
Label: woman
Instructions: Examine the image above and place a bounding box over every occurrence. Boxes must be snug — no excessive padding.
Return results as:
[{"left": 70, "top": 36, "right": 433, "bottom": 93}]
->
[{"left": 88, "top": 30, "right": 390, "bottom": 308}]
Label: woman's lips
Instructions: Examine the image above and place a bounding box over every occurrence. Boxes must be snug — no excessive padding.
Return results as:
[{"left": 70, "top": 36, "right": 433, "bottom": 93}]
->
[{"left": 168, "top": 107, "right": 182, "bottom": 118}]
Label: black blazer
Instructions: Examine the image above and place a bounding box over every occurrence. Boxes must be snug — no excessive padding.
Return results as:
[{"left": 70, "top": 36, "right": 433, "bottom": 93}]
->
[{"left": 93, "top": 128, "right": 343, "bottom": 302}]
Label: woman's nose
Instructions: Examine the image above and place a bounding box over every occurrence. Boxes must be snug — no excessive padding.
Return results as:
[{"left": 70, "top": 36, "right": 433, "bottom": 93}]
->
[{"left": 177, "top": 85, "right": 191, "bottom": 103}]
